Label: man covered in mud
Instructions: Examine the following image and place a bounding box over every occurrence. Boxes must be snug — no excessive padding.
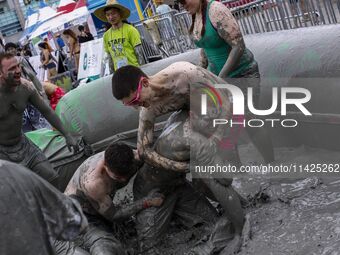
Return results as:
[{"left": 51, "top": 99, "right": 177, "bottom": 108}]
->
[
  {"left": 0, "top": 160, "right": 88, "bottom": 255},
  {"left": 133, "top": 109, "right": 236, "bottom": 254},
  {"left": 5, "top": 42, "right": 51, "bottom": 132},
  {"left": 112, "top": 62, "right": 251, "bottom": 254},
  {"left": 57, "top": 142, "right": 164, "bottom": 254},
  {"left": 0, "top": 52, "right": 78, "bottom": 187}
]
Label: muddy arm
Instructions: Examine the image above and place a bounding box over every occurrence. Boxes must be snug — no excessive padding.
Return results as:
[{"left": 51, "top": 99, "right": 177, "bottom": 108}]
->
[
  {"left": 138, "top": 108, "right": 188, "bottom": 172},
  {"left": 209, "top": 2, "right": 245, "bottom": 78}
]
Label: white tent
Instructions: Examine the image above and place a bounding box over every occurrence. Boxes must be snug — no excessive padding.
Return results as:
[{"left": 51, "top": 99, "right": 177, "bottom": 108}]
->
[
  {"left": 29, "top": 6, "right": 89, "bottom": 39},
  {"left": 37, "top": 4, "right": 60, "bottom": 23},
  {"left": 24, "top": 11, "right": 38, "bottom": 30}
]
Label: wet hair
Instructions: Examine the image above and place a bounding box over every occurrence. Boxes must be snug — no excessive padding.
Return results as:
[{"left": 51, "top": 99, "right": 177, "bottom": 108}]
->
[
  {"left": 104, "top": 142, "right": 136, "bottom": 177},
  {"left": 189, "top": 0, "right": 208, "bottom": 37},
  {"left": 4, "top": 42, "right": 17, "bottom": 52},
  {"left": 0, "top": 52, "right": 15, "bottom": 70},
  {"left": 63, "top": 29, "right": 77, "bottom": 41},
  {"left": 78, "top": 25, "right": 85, "bottom": 32},
  {"left": 38, "top": 42, "right": 48, "bottom": 49},
  {"left": 112, "top": 65, "right": 148, "bottom": 100}
]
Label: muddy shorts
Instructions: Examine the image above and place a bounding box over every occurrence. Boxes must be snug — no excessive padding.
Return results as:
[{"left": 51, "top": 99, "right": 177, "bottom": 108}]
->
[
  {"left": 0, "top": 134, "right": 58, "bottom": 183},
  {"left": 55, "top": 213, "right": 128, "bottom": 255},
  {"left": 133, "top": 164, "right": 219, "bottom": 254}
]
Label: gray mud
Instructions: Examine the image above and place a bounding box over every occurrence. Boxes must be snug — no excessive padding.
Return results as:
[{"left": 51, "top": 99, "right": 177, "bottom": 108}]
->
[{"left": 114, "top": 146, "right": 340, "bottom": 254}]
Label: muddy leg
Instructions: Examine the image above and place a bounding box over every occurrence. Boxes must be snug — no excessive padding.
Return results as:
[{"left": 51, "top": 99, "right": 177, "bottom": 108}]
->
[{"left": 81, "top": 221, "right": 126, "bottom": 255}]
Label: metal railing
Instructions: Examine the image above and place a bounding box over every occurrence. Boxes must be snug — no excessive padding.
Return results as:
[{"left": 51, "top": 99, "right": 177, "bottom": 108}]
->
[
  {"left": 231, "top": 0, "right": 340, "bottom": 35},
  {"left": 133, "top": 10, "right": 196, "bottom": 62}
]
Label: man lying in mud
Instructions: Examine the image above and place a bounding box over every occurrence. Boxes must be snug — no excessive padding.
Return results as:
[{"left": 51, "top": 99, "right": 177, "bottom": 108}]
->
[
  {"left": 112, "top": 62, "right": 252, "bottom": 254},
  {"left": 0, "top": 160, "right": 88, "bottom": 255},
  {"left": 56, "top": 142, "right": 164, "bottom": 255},
  {"left": 0, "top": 52, "right": 78, "bottom": 188}
]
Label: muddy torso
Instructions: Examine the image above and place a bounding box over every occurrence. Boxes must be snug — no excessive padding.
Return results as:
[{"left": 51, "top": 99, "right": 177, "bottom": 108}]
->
[
  {"left": 64, "top": 152, "right": 125, "bottom": 215},
  {"left": 0, "top": 80, "right": 33, "bottom": 145}
]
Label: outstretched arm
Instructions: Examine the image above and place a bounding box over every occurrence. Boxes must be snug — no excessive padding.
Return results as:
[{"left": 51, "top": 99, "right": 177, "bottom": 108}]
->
[
  {"left": 199, "top": 49, "right": 208, "bottom": 69},
  {"left": 21, "top": 61, "right": 48, "bottom": 101},
  {"left": 28, "top": 82, "right": 78, "bottom": 152},
  {"left": 210, "top": 2, "right": 245, "bottom": 78},
  {"left": 85, "top": 184, "right": 164, "bottom": 222}
]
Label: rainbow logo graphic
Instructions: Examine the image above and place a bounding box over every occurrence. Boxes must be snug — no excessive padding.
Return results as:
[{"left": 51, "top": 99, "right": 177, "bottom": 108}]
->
[
  {"left": 199, "top": 83, "right": 244, "bottom": 150},
  {"left": 200, "top": 84, "right": 223, "bottom": 114}
]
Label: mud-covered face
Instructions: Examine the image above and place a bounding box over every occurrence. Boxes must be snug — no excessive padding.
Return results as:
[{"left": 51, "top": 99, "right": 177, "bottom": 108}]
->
[
  {"left": 0, "top": 57, "right": 21, "bottom": 87},
  {"left": 179, "top": 0, "right": 201, "bottom": 15},
  {"left": 105, "top": 8, "right": 122, "bottom": 26}
]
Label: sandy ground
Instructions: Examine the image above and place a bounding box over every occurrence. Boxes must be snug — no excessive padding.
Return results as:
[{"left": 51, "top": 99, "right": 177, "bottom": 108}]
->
[{"left": 113, "top": 144, "right": 340, "bottom": 254}]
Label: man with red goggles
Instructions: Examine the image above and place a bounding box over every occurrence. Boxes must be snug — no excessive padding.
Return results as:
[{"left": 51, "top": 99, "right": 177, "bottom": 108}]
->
[{"left": 112, "top": 62, "right": 248, "bottom": 254}]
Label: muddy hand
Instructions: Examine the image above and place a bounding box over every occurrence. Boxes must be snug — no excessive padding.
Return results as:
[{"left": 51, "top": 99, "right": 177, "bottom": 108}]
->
[
  {"left": 65, "top": 134, "right": 79, "bottom": 153},
  {"left": 146, "top": 189, "right": 165, "bottom": 207},
  {"left": 147, "top": 196, "right": 164, "bottom": 207}
]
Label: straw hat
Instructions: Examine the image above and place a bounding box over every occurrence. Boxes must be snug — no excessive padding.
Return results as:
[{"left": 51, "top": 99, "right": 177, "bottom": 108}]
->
[{"left": 94, "top": 0, "right": 130, "bottom": 22}]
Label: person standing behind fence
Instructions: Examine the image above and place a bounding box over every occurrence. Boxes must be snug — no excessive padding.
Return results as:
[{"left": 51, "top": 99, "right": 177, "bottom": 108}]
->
[
  {"left": 63, "top": 29, "right": 81, "bottom": 73},
  {"left": 55, "top": 33, "right": 66, "bottom": 51},
  {"left": 94, "top": 0, "right": 144, "bottom": 73},
  {"left": 181, "top": 0, "right": 274, "bottom": 163},
  {"left": 155, "top": 0, "right": 172, "bottom": 15},
  {"left": 38, "top": 42, "right": 57, "bottom": 81}
]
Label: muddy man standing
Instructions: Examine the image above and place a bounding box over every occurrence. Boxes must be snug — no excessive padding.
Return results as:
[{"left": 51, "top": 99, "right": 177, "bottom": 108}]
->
[{"left": 0, "top": 52, "right": 78, "bottom": 188}]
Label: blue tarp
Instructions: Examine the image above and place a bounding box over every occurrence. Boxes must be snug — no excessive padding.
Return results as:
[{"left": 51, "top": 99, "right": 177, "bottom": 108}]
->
[{"left": 87, "top": 0, "right": 106, "bottom": 11}]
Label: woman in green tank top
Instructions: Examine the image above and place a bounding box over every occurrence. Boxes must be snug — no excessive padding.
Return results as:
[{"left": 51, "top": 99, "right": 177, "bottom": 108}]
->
[
  {"left": 180, "top": 0, "right": 257, "bottom": 79},
  {"left": 180, "top": 0, "right": 275, "bottom": 165}
]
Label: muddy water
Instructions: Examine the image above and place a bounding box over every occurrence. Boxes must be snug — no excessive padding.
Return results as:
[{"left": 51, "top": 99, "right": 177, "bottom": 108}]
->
[
  {"left": 234, "top": 145, "right": 340, "bottom": 255},
  {"left": 114, "top": 146, "right": 340, "bottom": 254}
]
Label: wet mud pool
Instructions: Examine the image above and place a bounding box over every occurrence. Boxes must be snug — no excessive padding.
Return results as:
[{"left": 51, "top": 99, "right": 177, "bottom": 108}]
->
[{"left": 114, "top": 145, "right": 340, "bottom": 254}]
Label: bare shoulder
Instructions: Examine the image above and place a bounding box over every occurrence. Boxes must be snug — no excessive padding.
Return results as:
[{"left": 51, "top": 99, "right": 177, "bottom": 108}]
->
[
  {"left": 163, "top": 62, "right": 201, "bottom": 79},
  {"left": 71, "top": 153, "right": 104, "bottom": 187},
  {"left": 20, "top": 78, "right": 36, "bottom": 92},
  {"left": 209, "top": 1, "right": 233, "bottom": 19},
  {"left": 209, "top": 1, "right": 242, "bottom": 43},
  {"left": 83, "top": 176, "right": 106, "bottom": 201}
]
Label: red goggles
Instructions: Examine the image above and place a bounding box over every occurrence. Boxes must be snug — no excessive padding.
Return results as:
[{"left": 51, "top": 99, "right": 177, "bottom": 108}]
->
[{"left": 124, "top": 77, "right": 144, "bottom": 106}]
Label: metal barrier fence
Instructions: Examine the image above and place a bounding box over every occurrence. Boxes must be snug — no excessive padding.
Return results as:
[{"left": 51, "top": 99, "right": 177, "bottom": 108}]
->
[
  {"left": 136, "top": 0, "right": 340, "bottom": 61},
  {"left": 226, "top": 0, "right": 340, "bottom": 34},
  {"left": 133, "top": 11, "right": 195, "bottom": 62}
]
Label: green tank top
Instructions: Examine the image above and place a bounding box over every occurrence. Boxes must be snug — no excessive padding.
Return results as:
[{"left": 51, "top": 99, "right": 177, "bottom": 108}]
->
[{"left": 194, "top": 0, "right": 256, "bottom": 77}]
